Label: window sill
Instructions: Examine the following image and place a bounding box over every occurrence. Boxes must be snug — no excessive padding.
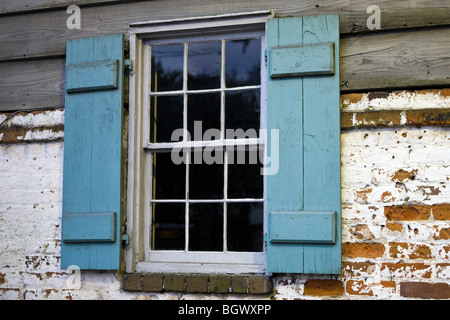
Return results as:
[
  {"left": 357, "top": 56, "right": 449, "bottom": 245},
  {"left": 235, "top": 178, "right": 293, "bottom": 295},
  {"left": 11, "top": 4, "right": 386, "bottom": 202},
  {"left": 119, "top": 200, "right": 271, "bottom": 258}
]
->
[{"left": 122, "top": 273, "right": 272, "bottom": 294}]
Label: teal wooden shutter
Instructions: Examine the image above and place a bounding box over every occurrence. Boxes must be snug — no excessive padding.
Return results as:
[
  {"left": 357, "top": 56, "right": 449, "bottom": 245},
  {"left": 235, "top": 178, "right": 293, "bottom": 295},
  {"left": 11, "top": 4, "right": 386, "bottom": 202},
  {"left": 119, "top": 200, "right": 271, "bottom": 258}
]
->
[
  {"left": 266, "top": 15, "right": 341, "bottom": 274},
  {"left": 61, "top": 34, "right": 124, "bottom": 270}
]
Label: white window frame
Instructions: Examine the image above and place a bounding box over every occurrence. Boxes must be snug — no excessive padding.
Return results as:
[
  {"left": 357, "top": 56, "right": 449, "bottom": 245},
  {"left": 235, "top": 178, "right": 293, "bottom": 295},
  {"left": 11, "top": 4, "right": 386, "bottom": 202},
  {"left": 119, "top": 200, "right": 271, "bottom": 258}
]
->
[{"left": 126, "top": 11, "right": 272, "bottom": 274}]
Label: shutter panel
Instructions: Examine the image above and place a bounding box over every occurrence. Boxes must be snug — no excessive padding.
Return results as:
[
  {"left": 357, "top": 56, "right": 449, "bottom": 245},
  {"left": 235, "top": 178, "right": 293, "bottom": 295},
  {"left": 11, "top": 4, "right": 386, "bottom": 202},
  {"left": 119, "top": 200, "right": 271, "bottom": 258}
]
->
[
  {"left": 266, "top": 15, "right": 341, "bottom": 274},
  {"left": 61, "top": 34, "right": 124, "bottom": 270}
]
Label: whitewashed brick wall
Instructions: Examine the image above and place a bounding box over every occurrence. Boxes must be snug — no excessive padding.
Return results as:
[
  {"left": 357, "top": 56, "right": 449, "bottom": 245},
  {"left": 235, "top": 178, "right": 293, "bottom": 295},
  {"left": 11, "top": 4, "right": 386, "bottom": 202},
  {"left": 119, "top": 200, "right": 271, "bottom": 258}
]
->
[{"left": 0, "top": 90, "right": 449, "bottom": 299}]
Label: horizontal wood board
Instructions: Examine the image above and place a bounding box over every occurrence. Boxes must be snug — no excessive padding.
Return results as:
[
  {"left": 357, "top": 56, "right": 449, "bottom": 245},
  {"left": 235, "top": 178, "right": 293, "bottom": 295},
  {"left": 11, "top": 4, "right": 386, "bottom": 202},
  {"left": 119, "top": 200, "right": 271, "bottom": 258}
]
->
[
  {"left": 1, "top": 27, "right": 449, "bottom": 111},
  {"left": 0, "top": 0, "right": 449, "bottom": 61}
]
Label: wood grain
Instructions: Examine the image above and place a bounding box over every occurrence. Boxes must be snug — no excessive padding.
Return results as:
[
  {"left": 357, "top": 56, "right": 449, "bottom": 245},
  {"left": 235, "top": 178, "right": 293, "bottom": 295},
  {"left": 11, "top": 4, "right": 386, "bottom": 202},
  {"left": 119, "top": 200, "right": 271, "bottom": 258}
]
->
[
  {"left": 0, "top": 0, "right": 138, "bottom": 15},
  {"left": 340, "top": 27, "right": 450, "bottom": 91},
  {"left": 0, "top": 0, "right": 449, "bottom": 61},
  {"left": 0, "top": 58, "right": 65, "bottom": 111},
  {"left": 1, "top": 27, "right": 449, "bottom": 112}
]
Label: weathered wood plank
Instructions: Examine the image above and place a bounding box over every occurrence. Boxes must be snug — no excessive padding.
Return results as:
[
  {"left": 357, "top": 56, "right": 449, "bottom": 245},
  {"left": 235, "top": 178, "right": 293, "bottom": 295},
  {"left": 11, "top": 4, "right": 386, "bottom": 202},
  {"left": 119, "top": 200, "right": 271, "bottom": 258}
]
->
[
  {"left": 302, "top": 14, "right": 341, "bottom": 274},
  {"left": 1, "top": 27, "right": 449, "bottom": 112},
  {"left": 269, "top": 42, "right": 335, "bottom": 78},
  {"left": 62, "top": 212, "right": 116, "bottom": 243},
  {"left": 0, "top": 0, "right": 137, "bottom": 15},
  {"left": 340, "top": 27, "right": 450, "bottom": 91},
  {"left": 0, "top": 58, "right": 65, "bottom": 111},
  {"left": 66, "top": 60, "right": 118, "bottom": 92},
  {"left": 266, "top": 16, "right": 305, "bottom": 274},
  {"left": 0, "top": 0, "right": 449, "bottom": 61},
  {"left": 61, "top": 34, "right": 124, "bottom": 270},
  {"left": 270, "top": 211, "right": 336, "bottom": 244}
]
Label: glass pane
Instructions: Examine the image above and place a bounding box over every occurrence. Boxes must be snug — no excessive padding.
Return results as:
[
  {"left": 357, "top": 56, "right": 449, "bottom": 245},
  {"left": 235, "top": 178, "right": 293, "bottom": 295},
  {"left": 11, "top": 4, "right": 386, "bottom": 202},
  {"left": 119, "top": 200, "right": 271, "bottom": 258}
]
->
[
  {"left": 225, "top": 39, "right": 260, "bottom": 88},
  {"left": 153, "top": 152, "right": 186, "bottom": 199},
  {"left": 227, "top": 149, "right": 263, "bottom": 199},
  {"left": 189, "top": 150, "right": 224, "bottom": 199},
  {"left": 227, "top": 202, "right": 263, "bottom": 252},
  {"left": 225, "top": 89, "right": 260, "bottom": 137},
  {"left": 153, "top": 203, "right": 185, "bottom": 250},
  {"left": 150, "top": 95, "right": 183, "bottom": 143},
  {"left": 187, "top": 93, "right": 221, "bottom": 141},
  {"left": 187, "top": 41, "right": 221, "bottom": 90},
  {"left": 189, "top": 203, "right": 223, "bottom": 251},
  {"left": 151, "top": 45, "right": 184, "bottom": 92}
]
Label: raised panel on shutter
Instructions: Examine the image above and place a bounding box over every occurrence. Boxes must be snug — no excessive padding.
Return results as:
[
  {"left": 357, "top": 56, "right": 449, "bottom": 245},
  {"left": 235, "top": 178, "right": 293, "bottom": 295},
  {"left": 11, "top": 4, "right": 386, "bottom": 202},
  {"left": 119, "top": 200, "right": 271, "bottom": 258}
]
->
[
  {"left": 266, "top": 15, "right": 341, "bottom": 274},
  {"left": 61, "top": 34, "right": 124, "bottom": 270}
]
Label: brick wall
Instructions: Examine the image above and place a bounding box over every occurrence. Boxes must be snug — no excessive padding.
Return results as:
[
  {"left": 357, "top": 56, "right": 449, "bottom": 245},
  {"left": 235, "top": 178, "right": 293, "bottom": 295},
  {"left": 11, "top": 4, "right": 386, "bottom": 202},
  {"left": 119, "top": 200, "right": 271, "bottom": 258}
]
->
[{"left": 0, "top": 89, "right": 449, "bottom": 299}]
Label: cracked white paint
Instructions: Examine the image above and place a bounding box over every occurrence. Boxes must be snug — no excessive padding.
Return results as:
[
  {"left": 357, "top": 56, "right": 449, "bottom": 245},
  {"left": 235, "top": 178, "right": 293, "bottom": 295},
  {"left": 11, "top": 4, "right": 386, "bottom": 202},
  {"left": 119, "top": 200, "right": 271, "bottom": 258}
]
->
[
  {"left": 342, "top": 90, "right": 450, "bottom": 112},
  {"left": 0, "top": 109, "right": 64, "bottom": 128},
  {"left": 23, "top": 129, "right": 64, "bottom": 141},
  {"left": 1, "top": 93, "right": 449, "bottom": 300}
]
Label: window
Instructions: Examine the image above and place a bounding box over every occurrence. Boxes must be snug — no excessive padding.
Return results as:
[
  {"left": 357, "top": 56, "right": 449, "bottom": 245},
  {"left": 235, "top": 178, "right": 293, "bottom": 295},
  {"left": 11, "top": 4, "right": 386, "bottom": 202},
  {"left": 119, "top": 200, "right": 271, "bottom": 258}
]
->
[
  {"left": 127, "top": 12, "right": 271, "bottom": 274},
  {"left": 61, "top": 13, "right": 341, "bottom": 275}
]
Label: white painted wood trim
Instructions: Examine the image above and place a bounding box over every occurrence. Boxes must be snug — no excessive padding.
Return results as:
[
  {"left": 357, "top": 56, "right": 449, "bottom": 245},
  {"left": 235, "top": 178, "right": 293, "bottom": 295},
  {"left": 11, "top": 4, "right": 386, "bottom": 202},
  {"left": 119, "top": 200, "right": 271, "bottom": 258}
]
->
[
  {"left": 144, "top": 138, "right": 263, "bottom": 152},
  {"left": 129, "top": 10, "right": 273, "bottom": 32}
]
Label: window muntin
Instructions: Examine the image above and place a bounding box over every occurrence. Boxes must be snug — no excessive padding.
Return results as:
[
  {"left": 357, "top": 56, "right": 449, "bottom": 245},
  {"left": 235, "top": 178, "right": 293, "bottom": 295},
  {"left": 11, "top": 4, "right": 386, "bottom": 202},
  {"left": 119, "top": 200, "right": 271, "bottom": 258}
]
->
[{"left": 148, "top": 36, "right": 265, "bottom": 257}]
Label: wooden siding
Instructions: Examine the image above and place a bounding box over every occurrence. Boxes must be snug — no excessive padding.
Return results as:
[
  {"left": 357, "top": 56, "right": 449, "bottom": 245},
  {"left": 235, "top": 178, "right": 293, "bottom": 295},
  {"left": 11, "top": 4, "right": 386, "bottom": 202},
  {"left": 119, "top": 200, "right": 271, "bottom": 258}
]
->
[
  {"left": 0, "top": 0, "right": 449, "bottom": 111},
  {"left": 0, "top": 0, "right": 133, "bottom": 15},
  {"left": 1, "top": 0, "right": 449, "bottom": 32}
]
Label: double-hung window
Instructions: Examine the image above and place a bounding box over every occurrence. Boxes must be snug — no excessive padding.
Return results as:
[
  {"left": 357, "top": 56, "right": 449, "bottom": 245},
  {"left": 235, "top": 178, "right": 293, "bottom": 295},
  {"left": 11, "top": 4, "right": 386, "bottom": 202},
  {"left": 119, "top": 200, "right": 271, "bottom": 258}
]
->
[{"left": 127, "top": 12, "right": 270, "bottom": 274}]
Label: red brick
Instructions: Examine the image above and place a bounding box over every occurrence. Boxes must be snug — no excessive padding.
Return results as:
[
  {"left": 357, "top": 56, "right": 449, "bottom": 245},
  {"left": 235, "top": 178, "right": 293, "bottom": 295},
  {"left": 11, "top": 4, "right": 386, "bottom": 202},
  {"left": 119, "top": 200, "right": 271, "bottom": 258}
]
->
[
  {"left": 304, "top": 279, "right": 344, "bottom": 297},
  {"left": 346, "top": 280, "right": 396, "bottom": 296},
  {"left": 122, "top": 274, "right": 142, "bottom": 291},
  {"left": 367, "top": 91, "right": 389, "bottom": 100},
  {"left": 164, "top": 274, "right": 186, "bottom": 292},
  {"left": 390, "top": 169, "right": 418, "bottom": 182},
  {"left": 442, "top": 88, "right": 450, "bottom": 98},
  {"left": 381, "top": 262, "right": 432, "bottom": 278},
  {"left": 389, "top": 242, "right": 432, "bottom": 259},
  {"left": 185, "top": 275, "right": 209, "bottom": 293},
  {"left": 342, "top": 242, "right": 385, "bottom": 259},
  {"left": 142, "top": 274, "right": 164, "bottom": 292},
  {"left": 436, "top": 264, "right": 450, "bottom": 280},
  {"left": 385, "top": 223, "right": 403, "bottom": 232},
  {"left": 416, "top": 89, "right": 440, "bottom": 95},
  {"left": 433, "top": 226, "right": 450, "bottom": 240},
  {"left": 438, "top": 244, "right": 450, "bottom": 259},
  {"left": 406, "top": 109, "right": 450, "bottom": 126},
  {"left": 341, "top": 112, "right": 354, "bottom": 128},
  {"left": 342, "top": 262, "right": 375, "bottom": 277},
  {"left": 350, "top": 224, "right": 375, "bottom": 241},
  {"left": 209, "top": 275, "right": 231, "bottom": 294},
  {"left": 340, "top": 93, "right": 363, "bottom": 105},
  {"left": 354, "top": 110, "right": 401, "bottom": 127},
  {"left": 400, "top": 282, "right": 450, "bottom": 299},
  {"left": 231, "top": 276, "right": 248, "bottom": 294},
  {"left": 248, "top": 276, "right": 272, "bottom": 294},
  {"left": 432, "top": 204, "right": 450, "bottom": 220},
  {"left": 384, "top": 205, "right": 431, "bottom": 221}
]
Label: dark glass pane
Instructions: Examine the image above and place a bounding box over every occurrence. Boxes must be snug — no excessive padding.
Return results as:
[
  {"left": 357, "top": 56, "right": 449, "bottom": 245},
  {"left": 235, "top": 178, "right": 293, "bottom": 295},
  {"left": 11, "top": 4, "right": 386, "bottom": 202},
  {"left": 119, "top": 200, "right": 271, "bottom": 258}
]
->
[
  {"left": 227, "top": 202, "right": 263, "bottom": 252},
  {"left": 150, "top": 95, "right": 183, "bottom": 143},
  {"left": 153, "top": 203, "right": 185, "bottom": 250},
  {"left": 189, "top": 203, "right": 223, "bottom": 251},
  {"left": 187, "top": 93, "right": 221, "bottom": 141},
  {"left": 153, "top": 152, "right": 186, "bottom": 199},
  {"left": 227, "top": 149, "right": 263, "bottom": 199},
  {"left": 225, "top": 39, "right": 260, "bottom": 88},
  {"left": 225, "top": 89, "right": 260, "bottom": 136},
  {"left": 151, "top": 45, "right": 184, "bottom": 92},
  {"left": 189, "top": 150, "right": 224, "bottom": 199},
  {"left": 187, "top": 42, "right": 221, "bottom": 90}
]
